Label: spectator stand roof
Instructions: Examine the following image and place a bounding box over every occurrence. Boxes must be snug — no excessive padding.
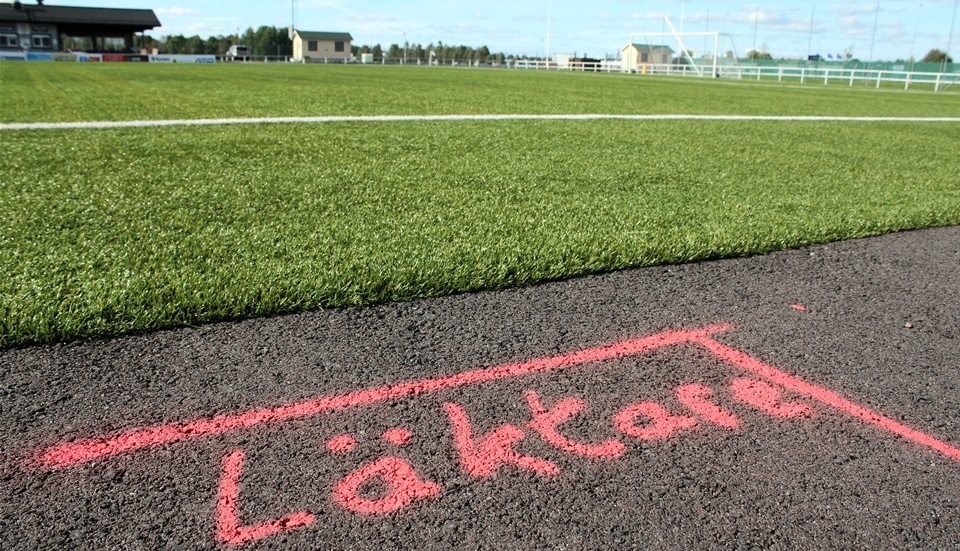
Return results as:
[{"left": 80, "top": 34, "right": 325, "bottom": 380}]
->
[{"left": 0, "top": 3, "right": 160, "bottom": 36}]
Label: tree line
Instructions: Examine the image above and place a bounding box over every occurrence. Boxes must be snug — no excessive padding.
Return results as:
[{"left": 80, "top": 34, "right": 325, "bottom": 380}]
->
[
  {"left": 355, "top": 43, "right": 508, "bottom": 64},
  {"left": 134, "top": 25, "right": 510, "bottom": 62},
  {"left": 135, "top": 26, "right": 292, "bottom": 57},
  {"left": 135, "top": 25, "right": 952, "bottom": 65}
]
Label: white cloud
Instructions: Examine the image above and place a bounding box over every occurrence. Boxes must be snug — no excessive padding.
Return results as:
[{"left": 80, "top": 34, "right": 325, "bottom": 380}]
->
[
  {"left": 838, "top": 15, "right": 872, "bottom": 37},
  {"left": 828, "top": 3, "right": 879, "bottom": 18},
  {"left": 154, "top": 7, "right": 197, "bottom": 17}
]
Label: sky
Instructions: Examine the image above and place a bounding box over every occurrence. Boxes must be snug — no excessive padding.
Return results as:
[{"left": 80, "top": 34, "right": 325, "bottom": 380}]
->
[{"left": 18, "top": 0, "right": 960, "bottom": 61}]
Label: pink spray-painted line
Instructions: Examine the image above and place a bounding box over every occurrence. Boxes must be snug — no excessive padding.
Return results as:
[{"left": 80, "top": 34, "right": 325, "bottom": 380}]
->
[
  {"left": 35, "top": 324, "right": 731, "bottom": 469},
  {"left": 689, "top": 334, "right": 960, "bottom": 463}
]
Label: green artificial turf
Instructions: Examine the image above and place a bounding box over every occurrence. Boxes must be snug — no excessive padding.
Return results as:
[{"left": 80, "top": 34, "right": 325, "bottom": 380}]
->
[
  {"left": 1, "top": 64, "right": 959, "bottom": 347},
  {"left": 2, "top": 63, "right": 957, "bottom": 123}
]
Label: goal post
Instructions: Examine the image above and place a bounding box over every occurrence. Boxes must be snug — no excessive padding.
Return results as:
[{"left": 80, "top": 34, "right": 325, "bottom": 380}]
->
[{"left": 624, "top": 17, "right": 740, "bottom": 77}]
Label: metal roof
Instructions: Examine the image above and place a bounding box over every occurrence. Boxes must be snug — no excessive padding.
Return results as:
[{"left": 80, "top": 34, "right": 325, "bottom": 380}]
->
[
  {"left": 294, "top": 31, "right": 353, "bottom": 42},
  {"left": 0, "top": 4, "right": 160, "bottom": 30},
  {"left": 625, "top": 44, "right": 675, "bottom": 52}
]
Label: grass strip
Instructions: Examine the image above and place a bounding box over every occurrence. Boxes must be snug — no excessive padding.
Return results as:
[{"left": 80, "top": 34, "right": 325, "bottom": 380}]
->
[
  {"left": 2, "top": 63, "right": 958, "bottom": 123},
  {"left": 2, "top": 118, "right": 958, "bottom": 347}
]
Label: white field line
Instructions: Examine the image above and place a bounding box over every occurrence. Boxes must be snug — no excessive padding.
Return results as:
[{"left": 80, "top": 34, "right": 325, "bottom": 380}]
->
[{"left": 2, "top": 114, "right": 959, "bottom": 131}]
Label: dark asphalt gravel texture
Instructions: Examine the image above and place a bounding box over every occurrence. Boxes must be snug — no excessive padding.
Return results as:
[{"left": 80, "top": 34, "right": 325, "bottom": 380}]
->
[{"left": 2, "top": 226, "right": 959, "bottom": 550}]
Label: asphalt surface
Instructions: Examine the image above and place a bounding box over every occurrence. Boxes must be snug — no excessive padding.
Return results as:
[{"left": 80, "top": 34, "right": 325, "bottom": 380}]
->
[{"left": 2, "top": 226, "right": 959, "bottom": 550}]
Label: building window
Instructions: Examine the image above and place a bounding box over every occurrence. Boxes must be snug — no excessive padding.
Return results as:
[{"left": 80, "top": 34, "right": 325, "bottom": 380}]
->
[
  {"left": 32, "top": 34, "right": 52, "bottom": 49},
  {"left": 640, "top": 52, "right": 649, "bottom": 63},
  {"left": 308, "top": 40, "right": 318, "bottom": 52},
  {"left": 0, "top": 34, "right": 18, "bottom": 48},
  {"left": 334, "top": 41, "right": 344, "bottom": 53}
]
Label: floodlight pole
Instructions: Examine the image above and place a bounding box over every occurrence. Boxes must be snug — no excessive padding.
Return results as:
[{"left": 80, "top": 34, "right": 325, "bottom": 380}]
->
[
  {"left": 910, "top": 4, "right": 922, "bottom": 73},
  {"left": 546, "top": 0, "right": 552, "bottom": 64},
  {"left": 290, "top": 0, "right": 297, "bottom": 39},
  {"left": 867, "top": 1, "right": 880, "bottom": 64},
  {"left": 944, "top": 0, "right": 958, "bottom": 74}
]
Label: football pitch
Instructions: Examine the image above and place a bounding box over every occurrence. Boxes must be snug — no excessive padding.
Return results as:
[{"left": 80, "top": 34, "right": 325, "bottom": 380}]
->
[{"left": 1, "top": 63, "right": 958, "bottom": 347}]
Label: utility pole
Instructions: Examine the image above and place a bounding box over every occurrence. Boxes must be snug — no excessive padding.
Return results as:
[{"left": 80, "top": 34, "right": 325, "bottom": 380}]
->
[
  {"left": 945, "top": 0, "right": 958, "bottom": 74},
  {"left": 289, "top": 0, "right": 297, "bottom": 39},
  {"left": 545, "top": 0, "right": 552, "bottom": 63},
  {"left": 867, "top": 1, "right": 880, "bottom": 64},
  {"left": 910, "top": 4, "right": 923, "bottom": 72}
]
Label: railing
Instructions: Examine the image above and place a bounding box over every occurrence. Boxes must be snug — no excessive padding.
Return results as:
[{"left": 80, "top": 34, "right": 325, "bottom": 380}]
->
[
  {"left": 722, "top": 65, "right": 958, "bottom": 92},
  {"left": 512, "top": 60, "right": 624, "bottom": 72},
  {"left": 5, "top": 50, "right": 956, "bottom": 91},
  {"left": 508, "top": 60, "right": 959, "bottom": 92}
]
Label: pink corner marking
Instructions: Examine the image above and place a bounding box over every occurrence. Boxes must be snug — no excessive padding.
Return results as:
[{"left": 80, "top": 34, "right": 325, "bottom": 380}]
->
[
  {"left": 524, "top": 390, "right": 625, "bottom": 459},
  {"left": 687, "top": 333, "right": 960, "bottom": 463},
  {"left": 730, "top": 378, "right": 813, "bottom": 418},
  {"left": 215, "top": 449, "right": 315, "bottom": 546},
  {"left": 31, "top": 322, "right": 960, "bottom": 468},
  {"left": 791, "top": 304, "right": 809, "bottom": 312},
  {"left": 675, "top": 384, "right": 740, "bottom": 429},
  {"left": 35, "top": 324, "right": 730, "bottom": 469}
]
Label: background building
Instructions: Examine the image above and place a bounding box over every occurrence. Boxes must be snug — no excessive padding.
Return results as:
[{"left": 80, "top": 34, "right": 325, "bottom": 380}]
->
[
  {"left": 292, "top": 30, "right": 352, "bottom": 62},
  {"left": 621, "top": 44, "right": 674, "bottom": 72}
]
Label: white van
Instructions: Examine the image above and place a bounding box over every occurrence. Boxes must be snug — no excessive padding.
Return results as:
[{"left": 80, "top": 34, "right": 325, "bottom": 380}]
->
[{"left": 226, "top": 45, "right": 249, "bottom": 60}]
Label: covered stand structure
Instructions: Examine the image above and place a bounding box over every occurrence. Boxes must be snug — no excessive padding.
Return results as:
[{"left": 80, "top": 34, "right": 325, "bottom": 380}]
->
[{"left": 0, "top": 2, "right": 160, "bottom": 53}]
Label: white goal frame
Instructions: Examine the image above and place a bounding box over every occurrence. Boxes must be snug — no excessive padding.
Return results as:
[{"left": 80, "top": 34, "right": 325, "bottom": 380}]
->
[{"left": 628, "top": 16, "right": 740, "bottom": 77}]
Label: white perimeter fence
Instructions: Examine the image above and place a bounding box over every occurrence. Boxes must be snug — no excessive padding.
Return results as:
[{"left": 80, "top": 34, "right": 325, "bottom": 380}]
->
[
  {"left": 4, "top": 50, "right": 957, "bottom": 92},
  {"left": 748, "top": 66, "right": 958, "bottom": 92},
  {"left": 510, "top": 60, "right": 959, "bottom": 92}
]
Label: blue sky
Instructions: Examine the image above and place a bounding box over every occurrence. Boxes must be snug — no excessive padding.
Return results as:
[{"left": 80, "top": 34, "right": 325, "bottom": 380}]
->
[{"left": 27, "top": 1, "right": 960, "bottom": 60}]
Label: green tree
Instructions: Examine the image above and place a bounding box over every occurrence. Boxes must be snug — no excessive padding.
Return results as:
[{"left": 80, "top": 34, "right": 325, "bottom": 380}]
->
[
  {"left": 242, "top": 28, "right": 256, "bottom": 51},
  {"left": 922, "top": 48, "right": 953, "bottom": 63},
  {"left": 387, "top": 43, "right": 401, "bottom": 60},
  {"left": 163, "top": 35, "right": 185, "bottom": 54},
  {"left": 204, "top": 36, "right": 219, "bottom": 55},
  {"left": 209, "top": 35, "right": 232, "bottom": 55},
  {"left": 184, "top": 35, "right": 205, "bottom": 54},
  {"left": 252, "top": 26, "right": 290, "bottom": 58},
  {"left": 133, "top": 34, "right": 158, "bottom": 53},
  {"left": 746, "top": 49, "right": 772, "bottom": 60}
]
